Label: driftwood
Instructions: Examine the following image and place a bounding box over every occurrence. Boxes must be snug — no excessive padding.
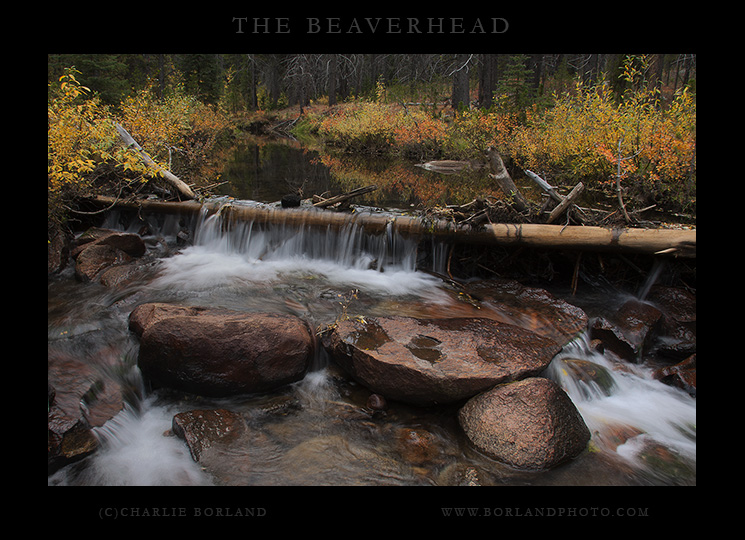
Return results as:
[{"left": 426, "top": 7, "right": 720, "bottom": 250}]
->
[
  {"left": 114, "top": 123, "right": 195, "bottom": 200},
  {"left": 312, "top": 185, "right": 378, "bottom": 208},
  {"left": 525, "top": 170, "right": 563, "bottom": 203},
  {"left": 524, "top": 169, "right": 585, "bottom": 224},
  {"left": 415, "top": 160, "right": 484, "bottom": 175},
  {"left": 85, "top": 195, "right": 696, "bottom": 258},
  {"left": 547, "top": 182, "right": 584, "bottom": 224},
  {"left": 486, "top": 146, "right": 529, "bottom": 213}
]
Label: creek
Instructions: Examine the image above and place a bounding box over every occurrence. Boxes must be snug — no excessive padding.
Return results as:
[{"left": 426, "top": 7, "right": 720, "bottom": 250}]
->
[{"left": 48, "top": 137, "right": 695, "bottom": 488}]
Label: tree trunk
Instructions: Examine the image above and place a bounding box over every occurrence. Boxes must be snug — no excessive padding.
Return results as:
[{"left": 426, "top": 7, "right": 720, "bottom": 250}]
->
[
  {"left": 114, "top": 123, "right": 195, "bottom": 200},
  {"left": 486, "top": 147, "right": 529, "bottom": 213},
  {"left": 85, "top": 196, "right": 696, "bottom": 258},
  {"left": 328, "top": 54, "right": 338, "bottom": 106},
  {"left": 451, "top": 54, "right": 470, "bottom": 111},
  {"left": 478, "top": 54, "right": 499, "bottom": 108}
]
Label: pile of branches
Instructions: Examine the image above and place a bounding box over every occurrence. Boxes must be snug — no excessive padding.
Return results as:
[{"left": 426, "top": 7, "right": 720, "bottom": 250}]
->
[{"left": 422, "top": 147, "right": 694, "bottom": 231}]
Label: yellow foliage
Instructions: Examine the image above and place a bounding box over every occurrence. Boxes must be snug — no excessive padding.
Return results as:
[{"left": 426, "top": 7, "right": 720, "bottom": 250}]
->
[
  {"left": 48, "top": 69, "right": 233, "bottom": 227},
  {"left": 508, "top": 79, "right": 696, "bottom": 193}
]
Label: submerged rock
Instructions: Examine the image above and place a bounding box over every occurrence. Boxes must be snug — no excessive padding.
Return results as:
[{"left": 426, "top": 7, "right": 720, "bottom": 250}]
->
[
  {"left": 462, "top": 278, "right": 588, "bottom": 345},
  {"left": 395, "top": 427, "right": 442, "bottom": 466},
  {"left": 130, "top": 303, "right": 315, "bottom": 397},
  {"left": 322, "top": 316, "right": 561, "bottom": 406},
  {"left": 458, "top": 377, "right": 591, "bottom": 470},
  {"left": 172, "top": 409, "right": 247, "bottom": 462}
]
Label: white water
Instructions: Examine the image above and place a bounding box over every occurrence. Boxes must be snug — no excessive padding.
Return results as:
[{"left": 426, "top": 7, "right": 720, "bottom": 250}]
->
[
  {"left": 151, "top": 208, "right": 451, "bottom": 302},
  {"left": 548, "top": 333, "right": 696, "bottom": 472},
  {"left": 49, "top": 398, "right": 213, "bottom": 486}
]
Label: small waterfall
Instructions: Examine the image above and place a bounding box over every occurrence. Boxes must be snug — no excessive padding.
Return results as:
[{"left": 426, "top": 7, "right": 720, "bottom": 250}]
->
[
  {"left": 152, "top": 203, "right": 450, "bottom": 301},
  {"left": 548, "top": 333, "right": 696, "bottom": 477},
  {"left": 637, "top": 258, "right": 667, "bottom": 301}
]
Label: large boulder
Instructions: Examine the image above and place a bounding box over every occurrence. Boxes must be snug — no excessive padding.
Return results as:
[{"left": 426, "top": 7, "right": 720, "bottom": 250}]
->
[
  {"left": 130, "top": 303, "right": 315, "bottom": 397},
  {"left": 321, "top": 316, "right": 562, "bottom": 406},
  {"left": 458, "top": 377, "right": 591, "bottom": 470}
]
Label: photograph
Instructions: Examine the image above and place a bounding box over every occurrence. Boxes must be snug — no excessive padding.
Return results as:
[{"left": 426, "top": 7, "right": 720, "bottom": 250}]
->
[{"left": 48, "top": 10, "right": 696, "bottom": 523}]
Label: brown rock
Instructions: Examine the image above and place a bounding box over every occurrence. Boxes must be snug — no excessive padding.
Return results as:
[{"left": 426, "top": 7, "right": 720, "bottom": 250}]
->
[
  {"left": 458, "top": 377, "right": 590, "bottom": 470},
  {"left": 322, "top": 316, "right": 561, "bottom": 406},
  {"left": 172, "top": 409, "right": 247, "bottom": 461},
  {"left": 590, "top": 299, "right": 663, "bottom": 362},
  {"left": 73, "top": 228, "right": 146, "bottom": 258},
  {"left": 463, "top": 278, "right": 588, "bottom": 344},
  {"left": 74, "top": 244, "right": 132, "bottom": 282},
  {"left": 653, "top": 354, "right": 696, "bottom": 395},
  {"left": 48, "top": 351, "right": 126, "bottom": 474},
  {"left": 131, "top": 303, "right": 314, "bottom": 397},
  {"left": 395, "top": 427, "right": 440, "bottom": 465}
]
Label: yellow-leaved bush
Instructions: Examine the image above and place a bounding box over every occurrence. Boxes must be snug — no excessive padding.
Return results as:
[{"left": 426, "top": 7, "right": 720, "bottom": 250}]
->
[
  {"left": 48, "top": 69, "right": 150, "bottom": 226},
  {"left": 48, "top": 69, "right": 232, "bottom": 228},
  {"left": 508, "top": 80, "right": 696, "bottom": 201}
]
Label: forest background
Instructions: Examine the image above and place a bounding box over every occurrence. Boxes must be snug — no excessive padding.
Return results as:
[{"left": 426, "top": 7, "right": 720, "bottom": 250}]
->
[{"left": 47, "top": 53, "right": 696, "bottom": 235}]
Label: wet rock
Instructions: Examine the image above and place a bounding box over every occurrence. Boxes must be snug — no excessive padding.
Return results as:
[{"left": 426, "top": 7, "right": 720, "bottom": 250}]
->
[
  {"left": 647, "top": 287, "right": 696, "bottom": 359},
  {"left": 653, "top": 354, "right": 696, "bottom": 396},
  {"left": 73, "top": 228, "right": 147, "bottom": 258},
  {"left": 590, "top": 299, "right": 663, "bottom": 362},
  {"left": 48, "top": 225, "right": 73, "bottom": 274},
  {"left": 366, "top": 393, "right": 387, "bottom": 411},
  {"left": 172, "top": 409, "right": 247, "bottom": 461},
  {"left": 72, "top": 228, "right": 147, "bottom": 282},
  {"left": 281, "top": 193, "right": 302, "bottom": 208},
  {"left": 458, "top": 377, "right": 591, "bottom": 470},
  {"left": 395, "top": 427, "right": 440, "bottom": 465},
  {"left": 462, "top": 278, "right": 588, "bottom": 345},
  {"left": 130, "top": 303, "right": 314, "bottom": 397},
  {"left": 99, "top": 261, "right": 153, "bottom": 288},
  {"left": 75, "top": 244, "right": 133, "bottom": 282},
  {"left": 47, "top": 352, "right": 126, "bottom": 474},
  {"left": 437, "top": 463, "right": 483, "bottom": 486},
  {"left": 322, "top": 316, "right": 561, "bottom": 406},
  {"left": 277, "top": 434, "right": 425, "bottom": 486},
  {"left": 560, "top": 358, "right": 617, "bottom": 399}
]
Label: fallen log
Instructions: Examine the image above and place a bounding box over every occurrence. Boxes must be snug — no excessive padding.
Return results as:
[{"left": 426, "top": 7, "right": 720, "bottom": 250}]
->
[
  {"left": 415, "top": 160, "right": 483, "bottom": 175},
  {"left": 313, "top": 185, "right": 378, "bottom": 208},
  {"left": 84, "top": 196, "right": 696, "bottom": 258},
  {"left": 114, "top": 123, "right": 196, "bottom": 200}
]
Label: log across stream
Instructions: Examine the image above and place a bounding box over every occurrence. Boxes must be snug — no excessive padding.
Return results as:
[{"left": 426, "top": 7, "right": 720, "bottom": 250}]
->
[{"left": 87, "top": 195, "right": 696, "bottom": 258}]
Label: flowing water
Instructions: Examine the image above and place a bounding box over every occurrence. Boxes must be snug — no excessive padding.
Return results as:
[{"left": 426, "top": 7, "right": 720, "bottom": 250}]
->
[{"left": 48, "top": 139, "right": 695, "bottom": 488}]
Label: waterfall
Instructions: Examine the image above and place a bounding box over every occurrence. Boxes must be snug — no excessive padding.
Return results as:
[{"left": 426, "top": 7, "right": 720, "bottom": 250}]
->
[{"left": 151, "top": 203, "right": 450, "bottom": 301}]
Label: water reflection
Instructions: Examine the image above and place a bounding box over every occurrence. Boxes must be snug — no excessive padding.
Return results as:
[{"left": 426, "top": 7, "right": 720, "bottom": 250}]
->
[{"left": 214, "top": 135, "right": 502, "bottom": 210}]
